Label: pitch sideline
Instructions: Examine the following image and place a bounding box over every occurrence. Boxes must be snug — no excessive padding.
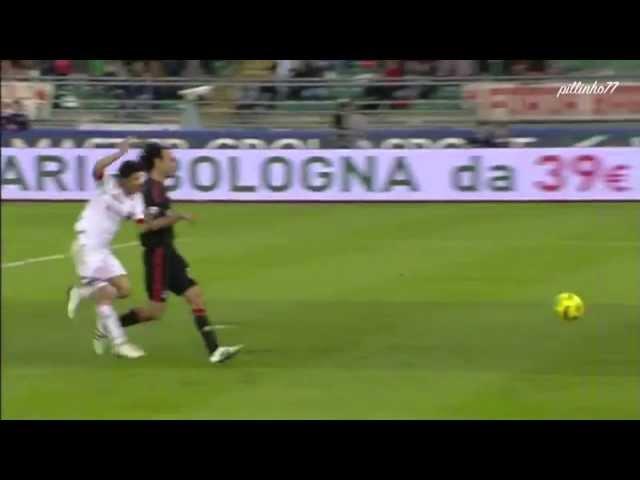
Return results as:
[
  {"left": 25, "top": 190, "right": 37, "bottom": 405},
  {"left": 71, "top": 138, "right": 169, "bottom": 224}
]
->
[
  {"left": 2, "top": 238, "right": 636, "bottom": 270},
  {"left": 2, "top": 241, "right": 140, "bottom": 269}
]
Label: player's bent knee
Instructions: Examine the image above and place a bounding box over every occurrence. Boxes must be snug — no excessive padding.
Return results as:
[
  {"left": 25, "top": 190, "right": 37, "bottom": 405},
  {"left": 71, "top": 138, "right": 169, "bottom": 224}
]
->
[
  {"left": 116, "top": 285, "right": 131, "bottom": 299},
  {"left": 110, "top": 276, "right": 131, "bottom": 299},
  {"left": 95, "top": 283, "right": 117, "bottom": 304},
  {"left": 183, "top": 285, "right": 204, "bottom": 307},
  {"left": 186, "top": 296, "right": 205, "bottom": 310}
]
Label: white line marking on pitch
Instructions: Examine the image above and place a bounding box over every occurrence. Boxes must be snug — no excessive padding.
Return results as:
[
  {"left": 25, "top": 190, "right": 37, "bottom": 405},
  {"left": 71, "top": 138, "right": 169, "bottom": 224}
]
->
[
  {"left": 428, "top": 240, "right": 639, "bottom": 247},
  {"left": 1, "top": 254, "right": 66, "bottom": 268},
  {"left": 1, "top": 241, "right": 139, "bottom": 269},
  {"left": 2, "top": 237, "right": 636, "bottom": 270}
]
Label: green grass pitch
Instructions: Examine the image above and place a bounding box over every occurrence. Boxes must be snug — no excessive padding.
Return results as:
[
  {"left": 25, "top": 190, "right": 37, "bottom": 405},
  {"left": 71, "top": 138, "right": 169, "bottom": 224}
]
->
[{"left": 2, "top": 202, "right": 639, "bottom": 419}]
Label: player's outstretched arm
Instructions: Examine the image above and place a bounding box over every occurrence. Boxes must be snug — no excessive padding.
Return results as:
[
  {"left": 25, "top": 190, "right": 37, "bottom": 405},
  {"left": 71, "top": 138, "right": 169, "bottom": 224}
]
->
[
  {"left": 93, "top": 138, "right": 135, "bottom": 180},
  {"left": 168, "top": 210, "right": 196, "bottom": 222}
]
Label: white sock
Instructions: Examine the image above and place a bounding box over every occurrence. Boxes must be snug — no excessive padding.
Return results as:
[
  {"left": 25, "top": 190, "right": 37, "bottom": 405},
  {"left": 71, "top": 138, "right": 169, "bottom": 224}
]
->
[{"left": 96, "top": 304, "right": 126, "bottom": 346}]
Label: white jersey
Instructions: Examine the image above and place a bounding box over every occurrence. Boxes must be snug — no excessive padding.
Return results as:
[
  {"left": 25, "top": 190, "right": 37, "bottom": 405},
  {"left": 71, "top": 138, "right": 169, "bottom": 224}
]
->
[{"left": 74, "top": 175, "right": 144, "bottom": 250}]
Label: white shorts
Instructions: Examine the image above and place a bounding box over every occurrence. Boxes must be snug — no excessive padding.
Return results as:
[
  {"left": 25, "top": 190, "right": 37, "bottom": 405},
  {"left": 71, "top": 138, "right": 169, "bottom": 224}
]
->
[{"left": 71, "top": 240, "right": 127, "bottom": 285}]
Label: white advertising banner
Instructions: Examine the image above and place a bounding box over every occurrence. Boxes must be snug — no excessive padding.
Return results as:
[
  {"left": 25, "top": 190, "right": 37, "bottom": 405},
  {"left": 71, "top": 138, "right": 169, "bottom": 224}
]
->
[{"left": 1, "top": 148, "right": 639, "bottom": 201}]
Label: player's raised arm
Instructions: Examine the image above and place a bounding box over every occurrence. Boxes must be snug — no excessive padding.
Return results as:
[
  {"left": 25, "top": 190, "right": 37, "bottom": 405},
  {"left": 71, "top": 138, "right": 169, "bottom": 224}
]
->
[{"left": 93, "top": 138, "right": 135, "bottom": 181}]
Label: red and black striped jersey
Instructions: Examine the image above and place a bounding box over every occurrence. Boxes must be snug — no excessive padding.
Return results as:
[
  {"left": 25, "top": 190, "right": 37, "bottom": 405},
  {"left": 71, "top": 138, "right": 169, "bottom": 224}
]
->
[{"left": 140, "top": 177, "right": 175, "bottom": 249}]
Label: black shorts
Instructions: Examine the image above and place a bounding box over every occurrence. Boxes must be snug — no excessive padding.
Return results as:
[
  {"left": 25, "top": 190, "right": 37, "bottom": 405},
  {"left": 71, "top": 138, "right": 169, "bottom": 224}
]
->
[{"left": 144, "top": 245, "right": 197, "bottom": 302}]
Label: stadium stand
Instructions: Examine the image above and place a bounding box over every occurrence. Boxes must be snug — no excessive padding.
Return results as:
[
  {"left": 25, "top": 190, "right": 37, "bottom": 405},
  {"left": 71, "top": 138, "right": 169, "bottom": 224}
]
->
[{"left": 2, "top": 60, "right": 640, "bottom": 129}]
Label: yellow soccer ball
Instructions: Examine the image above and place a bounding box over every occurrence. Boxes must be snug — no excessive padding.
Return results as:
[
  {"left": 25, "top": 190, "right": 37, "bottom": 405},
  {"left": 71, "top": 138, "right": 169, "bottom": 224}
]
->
[{"left": 554, "top": 292, "right": 585, "bottom": 321}]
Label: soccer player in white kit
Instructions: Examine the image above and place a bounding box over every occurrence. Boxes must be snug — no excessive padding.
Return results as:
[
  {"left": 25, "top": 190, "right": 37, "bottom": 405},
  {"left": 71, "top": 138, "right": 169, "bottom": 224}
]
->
[{"left": 66, "top": 139, "right": 148, "bottom": 359}]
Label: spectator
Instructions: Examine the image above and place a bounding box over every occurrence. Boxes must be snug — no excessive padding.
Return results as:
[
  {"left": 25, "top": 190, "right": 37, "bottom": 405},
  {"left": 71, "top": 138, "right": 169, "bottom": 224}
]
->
[
  {"left": 332, "top": 99, "right": 368, "bottom": 148},
  {"left": 384, "top": 60, "right": 404, "bottom": 78},
  {"left": 528, "top": 60, "right": 548, "bottom": 74},
  {"left": 104, "top": 60, "right": 128, "bottom": 77},
  {"left": 8, "top": 60, "right": 34, "bottom": 79},
  {"left": 88, "top": 60, "right": 105, "bottom": 76},
  {"left": 121, "top": 61, "right": 154, "bottom": 107},
  {"left": 333, "top": 98, "right": 355, "bottom": 147},
  {"left": 360, "top": 60, "right": 378, "bottom": 70},
  {"left": 148, "top": 61, "right": 166, "bottom": 78},
  {"left": 404, "top": 60, "right": 437, "bottom": 99},
  {"left": 178, "top": 60, "right": 205, "bottom": 77},
  {"left": 199, "top": 60, "right": 215, "bottom": 76},
  {"left": 237, "top": 61, "right": 278, "bottom": 110},
  {"left": 505, "top": 60, "right": 547, "bottom": 75},
  {"left": 477, "top": 60, "right": 490, "bottom": 74},
  {"left": 481, "top": 60, "right": 508, "bottom": 76},
  {"left": 511, "top": 60, "right": 529, "bottom": 75},
  {"left": 259, "top": 61, "right": 278, "bottom": 108},
  {"left": 363, "top": 60, "right": 406, "bottom": 110},
  {"left": 163, "top": 60, "right": 187, "bottom": 77},
  {"left": 276, "top": 60, "right": 294, "bottom": 100},
  {"left": 1, "top": 100, "right": 31, "bottom": 131},
  {"left": 436, "top": 60, "right": 476, "bottom": 77},
  {"left": 311, "top": 60, "right": 335, "bottom": 75},
  {"left": 53, "top": 60, "right": 73, "bottom": 76},
  {"left": 129, "top": 60, "right": 148, "bottom": 77},
  {"left": 289, "top": 61, "right": 329, "bottom": 100},
  {"left": 149, "top": 61, "right": 176, "bottom": 101}
]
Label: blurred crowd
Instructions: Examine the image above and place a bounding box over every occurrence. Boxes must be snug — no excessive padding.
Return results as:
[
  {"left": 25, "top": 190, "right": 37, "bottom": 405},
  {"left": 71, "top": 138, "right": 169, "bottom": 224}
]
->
[
  {"left": 0, "top": 60, "right": 553, "bottom": 117},
  {"left": 1, "top": 59, "right": 550, "bottom": 82},
  {"left": 1, "top": 60, "right": 230, "bottom": 79},
  {"left": 239, "top": 60, "right": 552, "bottom": 109}
]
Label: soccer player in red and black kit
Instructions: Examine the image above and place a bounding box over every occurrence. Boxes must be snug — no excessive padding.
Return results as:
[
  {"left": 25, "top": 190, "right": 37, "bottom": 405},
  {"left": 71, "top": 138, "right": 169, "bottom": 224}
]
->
[{"left": 117, "top": 143, "right": 243, "bottom": 364}]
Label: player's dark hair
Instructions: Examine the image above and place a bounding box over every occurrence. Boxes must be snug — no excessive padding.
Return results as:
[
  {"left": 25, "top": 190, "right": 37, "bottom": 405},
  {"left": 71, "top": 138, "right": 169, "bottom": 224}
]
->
[
  {"left": 139, "top": 142, "right": 166, "bottom": 172},
  {"left": 118, "top": 160, "right": 144, "bottom": 179}
]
